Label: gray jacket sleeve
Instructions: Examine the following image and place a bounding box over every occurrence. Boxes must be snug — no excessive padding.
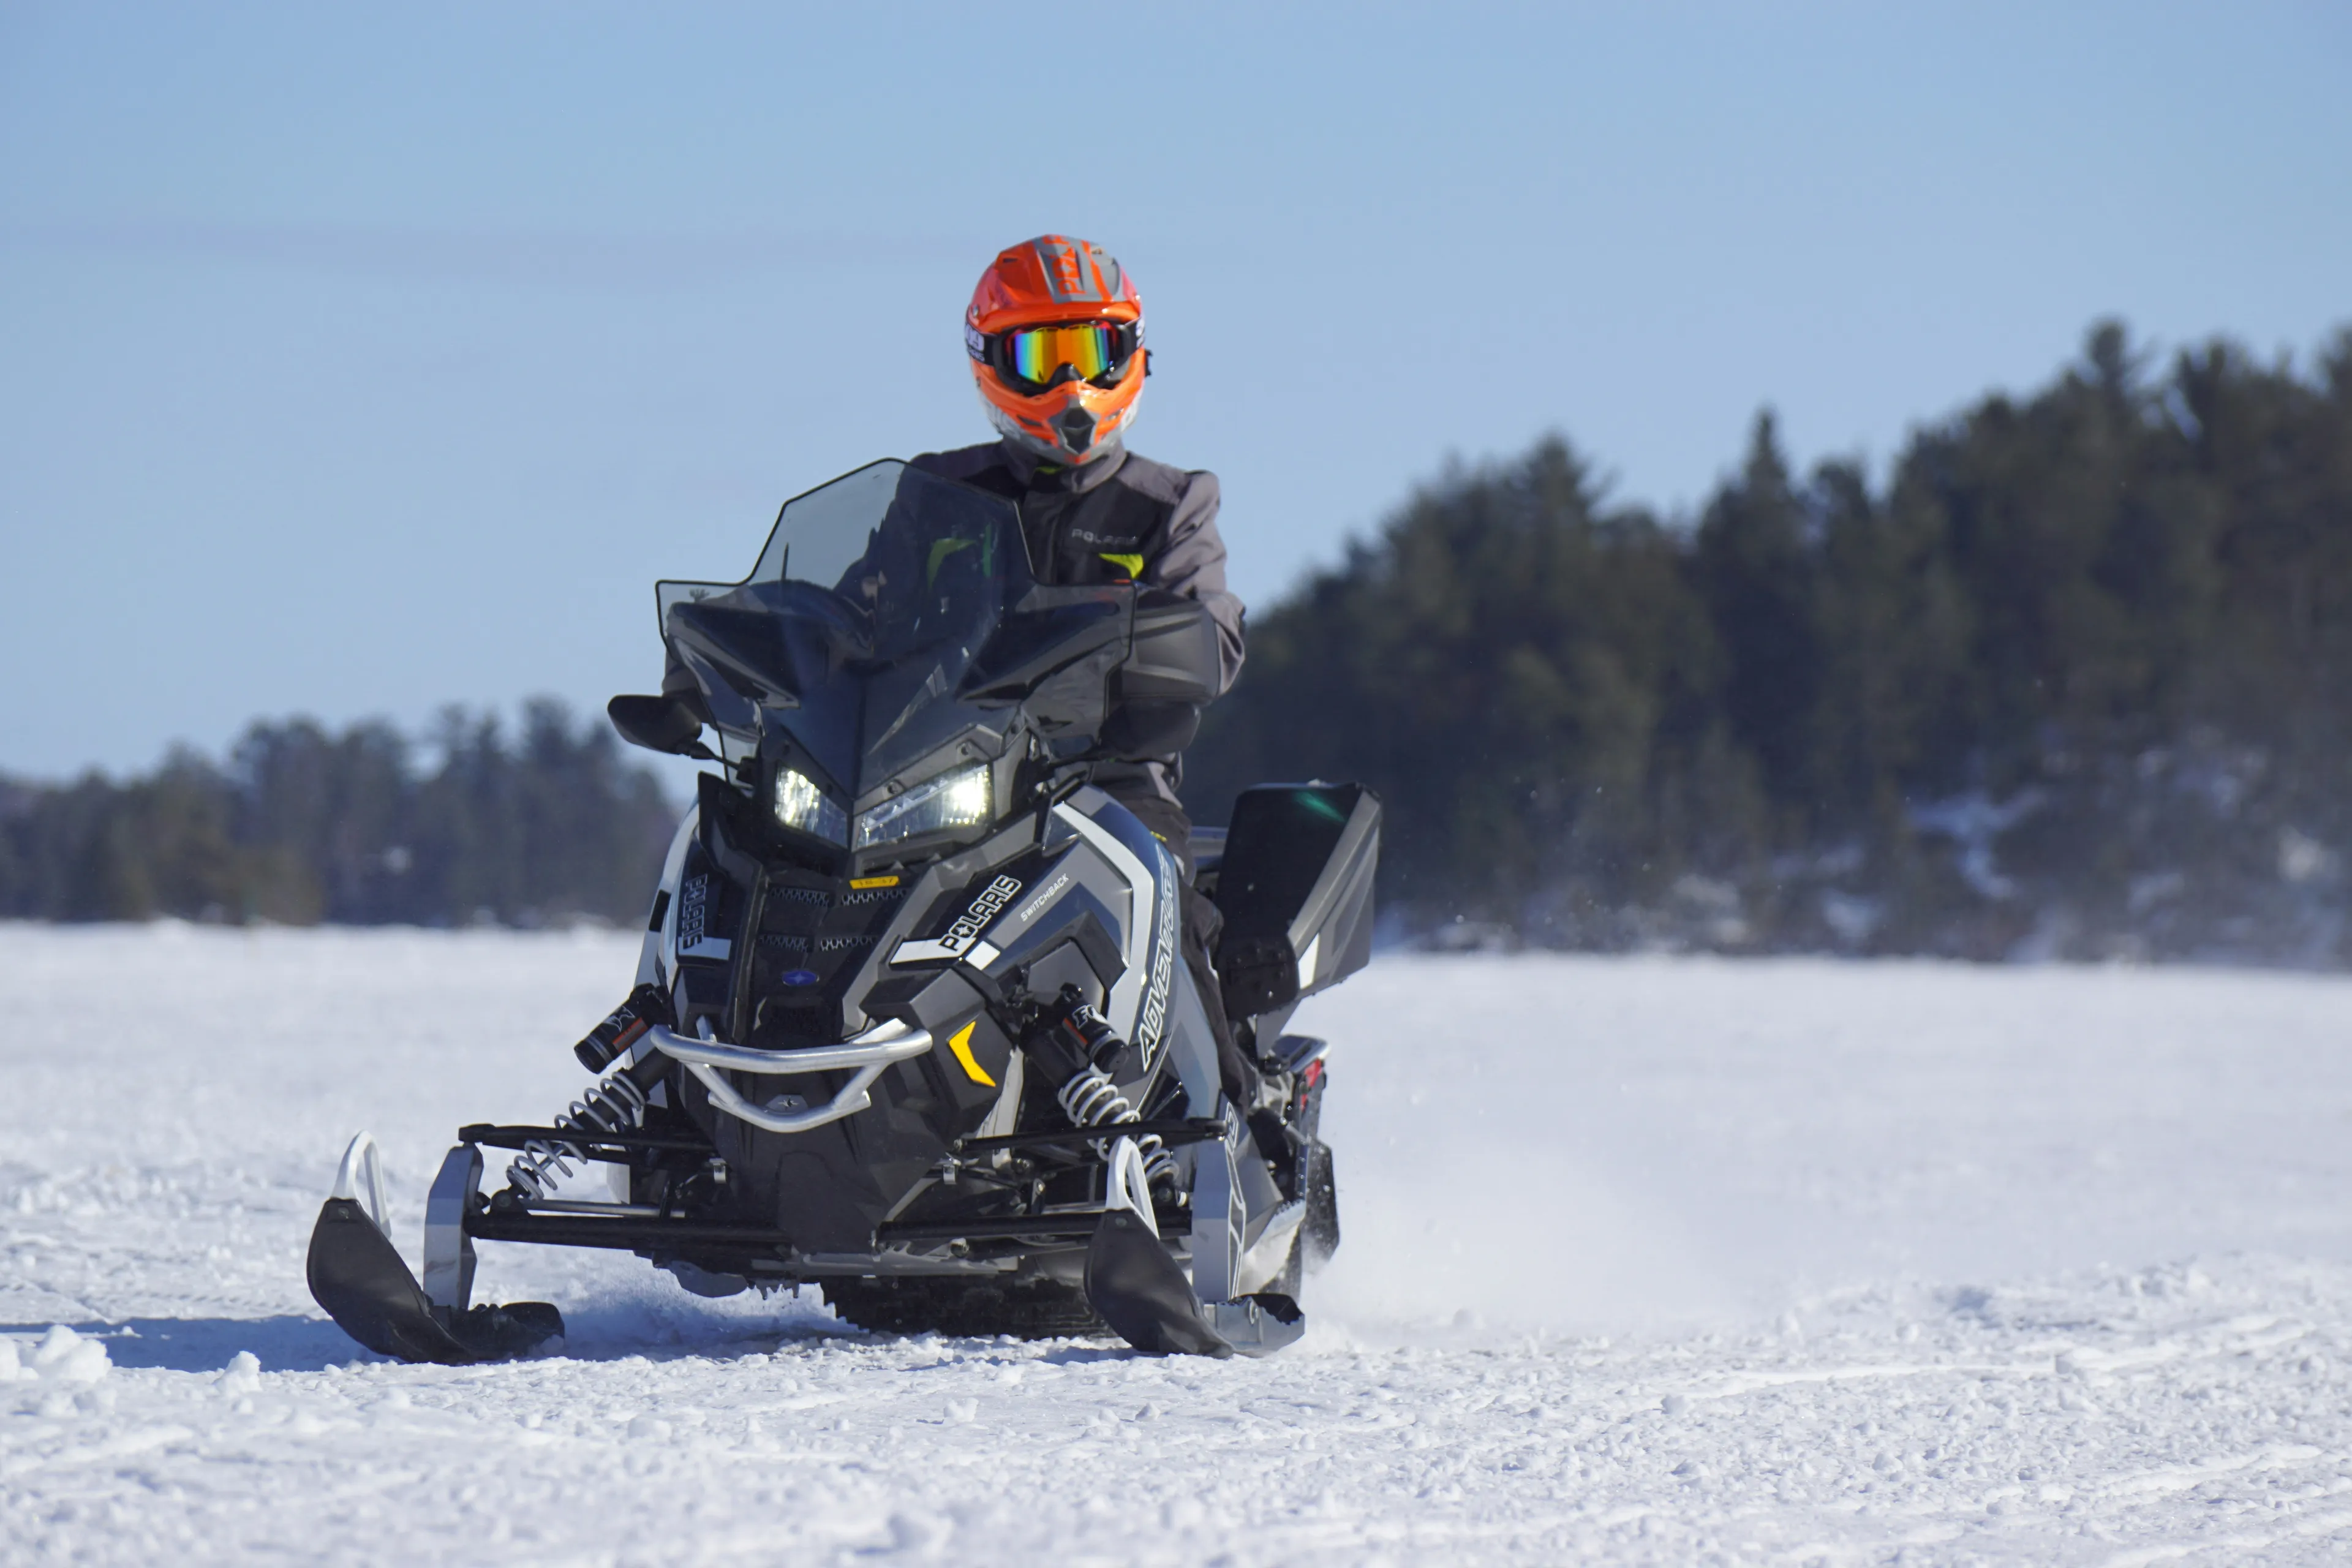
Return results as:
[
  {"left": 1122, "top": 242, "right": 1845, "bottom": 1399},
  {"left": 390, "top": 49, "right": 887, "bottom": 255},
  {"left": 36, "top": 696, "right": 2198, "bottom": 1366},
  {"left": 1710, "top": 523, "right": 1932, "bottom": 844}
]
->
[{"left": 1144, "top": 470, "right": 1246, "bottom": 698}]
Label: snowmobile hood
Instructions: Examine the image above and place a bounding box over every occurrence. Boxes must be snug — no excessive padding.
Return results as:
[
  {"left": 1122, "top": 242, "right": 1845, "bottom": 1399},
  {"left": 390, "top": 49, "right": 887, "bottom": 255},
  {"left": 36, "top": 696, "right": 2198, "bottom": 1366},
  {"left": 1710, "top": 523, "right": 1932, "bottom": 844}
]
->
[{"left": 655, "top": 460, "right": 1131, "bottom": 853}]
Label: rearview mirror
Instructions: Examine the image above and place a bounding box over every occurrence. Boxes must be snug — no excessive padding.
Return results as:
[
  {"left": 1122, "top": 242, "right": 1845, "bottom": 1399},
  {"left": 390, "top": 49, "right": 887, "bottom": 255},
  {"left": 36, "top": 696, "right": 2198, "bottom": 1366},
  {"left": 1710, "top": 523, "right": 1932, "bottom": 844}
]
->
[{"left": 607, "top": 695, "right": 715, "bottom": 760}]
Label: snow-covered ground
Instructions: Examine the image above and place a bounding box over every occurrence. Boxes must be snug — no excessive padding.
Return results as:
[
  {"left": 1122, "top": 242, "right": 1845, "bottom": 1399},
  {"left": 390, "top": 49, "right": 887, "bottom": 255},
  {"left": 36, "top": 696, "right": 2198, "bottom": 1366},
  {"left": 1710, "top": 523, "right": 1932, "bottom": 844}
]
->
[{"left": 7, "top": 925, "right": 2352, "bottom": 1564}]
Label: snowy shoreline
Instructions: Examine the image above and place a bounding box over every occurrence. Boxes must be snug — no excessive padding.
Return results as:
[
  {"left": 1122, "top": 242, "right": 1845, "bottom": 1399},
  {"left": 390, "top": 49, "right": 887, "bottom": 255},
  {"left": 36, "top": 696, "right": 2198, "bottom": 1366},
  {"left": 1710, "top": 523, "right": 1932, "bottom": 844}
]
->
[{"left": 6, "top": 927, "right": 2351, "bottom": 1563}]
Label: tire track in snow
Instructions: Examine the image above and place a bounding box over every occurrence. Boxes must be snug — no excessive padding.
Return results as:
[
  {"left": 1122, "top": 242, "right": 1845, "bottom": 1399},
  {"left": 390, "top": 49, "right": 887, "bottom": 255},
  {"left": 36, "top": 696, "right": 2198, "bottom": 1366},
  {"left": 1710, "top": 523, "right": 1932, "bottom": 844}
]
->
[{"left": 9, "top": 930, "right": 2352, "bottom": 1564}]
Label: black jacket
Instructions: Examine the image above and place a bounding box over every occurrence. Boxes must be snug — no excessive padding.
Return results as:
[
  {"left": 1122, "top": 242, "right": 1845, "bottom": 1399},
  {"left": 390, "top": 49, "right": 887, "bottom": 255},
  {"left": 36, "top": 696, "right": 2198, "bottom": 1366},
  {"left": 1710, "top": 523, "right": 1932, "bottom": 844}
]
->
[
  {"left": 910, "top": 440, "right": 1246, "bottom": 807},
  {"left": 664, "top": 440, "right": 1245, "bottom": 809}
]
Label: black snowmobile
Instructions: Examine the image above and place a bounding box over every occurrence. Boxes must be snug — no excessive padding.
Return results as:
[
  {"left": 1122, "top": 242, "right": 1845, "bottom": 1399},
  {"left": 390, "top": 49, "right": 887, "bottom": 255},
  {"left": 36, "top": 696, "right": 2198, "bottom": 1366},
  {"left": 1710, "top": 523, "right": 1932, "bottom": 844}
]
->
[{"left": 307, "top": 459, "right": 1378, "bottom": 1362}]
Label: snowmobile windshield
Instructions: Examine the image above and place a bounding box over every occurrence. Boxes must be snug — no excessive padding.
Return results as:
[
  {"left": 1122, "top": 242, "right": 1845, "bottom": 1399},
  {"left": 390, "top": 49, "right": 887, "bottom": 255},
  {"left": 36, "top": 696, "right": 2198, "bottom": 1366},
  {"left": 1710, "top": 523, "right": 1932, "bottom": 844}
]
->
[{"left": 654, "top": 461, "right": 1038, "bottom": 826}]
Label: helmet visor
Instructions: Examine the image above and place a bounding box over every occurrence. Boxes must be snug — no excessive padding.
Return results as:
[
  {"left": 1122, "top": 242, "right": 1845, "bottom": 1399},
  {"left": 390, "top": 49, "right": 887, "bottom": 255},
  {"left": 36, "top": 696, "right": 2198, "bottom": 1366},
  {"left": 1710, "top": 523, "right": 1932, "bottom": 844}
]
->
[{"left": 993, "top": 320, "right": 1138, "bottom": 391}]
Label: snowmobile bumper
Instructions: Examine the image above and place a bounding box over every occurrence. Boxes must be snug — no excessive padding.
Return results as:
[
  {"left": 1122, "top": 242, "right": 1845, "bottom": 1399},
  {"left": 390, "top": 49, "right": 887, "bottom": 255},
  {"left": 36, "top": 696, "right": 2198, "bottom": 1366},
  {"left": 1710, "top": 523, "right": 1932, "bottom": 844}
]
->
[{"left": 646, "top": 1018, "right": 933, "bottom": 1136}]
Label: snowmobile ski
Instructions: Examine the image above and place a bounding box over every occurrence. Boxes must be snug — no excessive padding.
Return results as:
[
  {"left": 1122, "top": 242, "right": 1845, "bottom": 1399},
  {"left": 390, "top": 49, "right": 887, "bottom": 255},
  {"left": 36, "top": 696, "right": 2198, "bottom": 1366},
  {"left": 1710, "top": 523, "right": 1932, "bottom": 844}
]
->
[
  {"left": 1081, "top": 1134, "right": 1232, "bottom": 1357},
  {"left": 1084, "top": 1208, "right": 1232, "bottom": 1357},
  {"left": 305, "top": 1134, "right": 562, "bottom": 1365}
]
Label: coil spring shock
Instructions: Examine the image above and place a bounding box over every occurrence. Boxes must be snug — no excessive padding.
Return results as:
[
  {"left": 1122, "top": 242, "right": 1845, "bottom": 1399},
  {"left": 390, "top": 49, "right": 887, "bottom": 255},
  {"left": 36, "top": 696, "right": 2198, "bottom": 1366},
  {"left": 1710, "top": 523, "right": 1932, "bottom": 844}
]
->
[
  {"left": 506, "top": 1069, "right": 650, "bottom": 1199},
  {"left": 1055, "top": 1067, "right": 1177, "bottom": 1186}
]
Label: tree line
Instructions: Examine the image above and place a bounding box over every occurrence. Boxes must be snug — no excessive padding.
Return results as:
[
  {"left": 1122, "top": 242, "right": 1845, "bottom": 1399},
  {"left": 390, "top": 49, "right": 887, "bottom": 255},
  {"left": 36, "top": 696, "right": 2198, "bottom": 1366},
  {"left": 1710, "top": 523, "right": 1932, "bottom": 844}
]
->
[
  {"left": 1185, "top": 322, "right": 2352, "bottom": 963},
  {"left": 0, "top": 701, "right": 674, "bottom": 926},
  {"left": 9, "top": 320, "right": 2350, "bottom": 961}
]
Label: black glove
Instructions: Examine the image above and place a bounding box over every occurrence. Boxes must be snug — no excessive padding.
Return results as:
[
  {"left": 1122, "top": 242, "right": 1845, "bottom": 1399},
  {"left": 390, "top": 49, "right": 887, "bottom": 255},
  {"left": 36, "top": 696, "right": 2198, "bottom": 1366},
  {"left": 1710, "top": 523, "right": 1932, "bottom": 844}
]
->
[{"left": 1100, "top": 698, "right": 1201, "bottom": 760}]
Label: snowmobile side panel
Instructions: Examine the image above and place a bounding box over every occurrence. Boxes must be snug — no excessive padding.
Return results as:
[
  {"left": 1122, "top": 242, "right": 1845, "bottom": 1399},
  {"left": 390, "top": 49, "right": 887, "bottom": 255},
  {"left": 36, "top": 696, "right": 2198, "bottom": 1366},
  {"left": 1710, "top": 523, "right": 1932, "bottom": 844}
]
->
[
  {"left": 1047, "top": 791, "right": 1177, "bottom": 1058},
  {"left": 833, "top": 812, "right": 1042, "bottom": 1035},
  {"left": 635, "top": 808, "right": 699, "bottom": 988},
  {"left": 1232, "top": 1199, "right": 1306, "bottom": 1297},
  {"left": 1156, "top": 966, "right": 1223, "bottom": 1120}
]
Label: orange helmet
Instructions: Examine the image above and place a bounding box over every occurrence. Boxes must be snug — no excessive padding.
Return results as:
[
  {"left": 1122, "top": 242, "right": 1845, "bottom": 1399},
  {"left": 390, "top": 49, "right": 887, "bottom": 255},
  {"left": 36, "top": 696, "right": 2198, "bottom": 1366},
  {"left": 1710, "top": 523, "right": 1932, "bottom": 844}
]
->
[{"left": 965, "top": 235, "right": 1147, "bottom": 466}]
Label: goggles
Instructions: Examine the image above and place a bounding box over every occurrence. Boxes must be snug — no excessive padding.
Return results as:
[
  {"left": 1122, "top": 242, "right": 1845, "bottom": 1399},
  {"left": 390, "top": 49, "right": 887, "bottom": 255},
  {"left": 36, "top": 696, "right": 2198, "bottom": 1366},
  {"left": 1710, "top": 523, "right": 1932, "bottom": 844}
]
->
[{"left": 979, "top": 319, "right": 1140, "bottom": 393}]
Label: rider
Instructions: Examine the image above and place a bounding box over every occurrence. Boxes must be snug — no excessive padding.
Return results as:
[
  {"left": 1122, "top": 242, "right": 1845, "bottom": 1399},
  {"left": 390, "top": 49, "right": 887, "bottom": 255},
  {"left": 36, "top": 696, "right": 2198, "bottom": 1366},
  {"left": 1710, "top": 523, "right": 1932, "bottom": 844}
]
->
[
  {"left": 916, "top": 235, "right": 1256, "bottom": 1102},
  {"left": 657, "top": 235, "right": 1257, "bottom": 1103},
  {"left": 915, "top": 236, "right": 1242, "bottom": 842}
]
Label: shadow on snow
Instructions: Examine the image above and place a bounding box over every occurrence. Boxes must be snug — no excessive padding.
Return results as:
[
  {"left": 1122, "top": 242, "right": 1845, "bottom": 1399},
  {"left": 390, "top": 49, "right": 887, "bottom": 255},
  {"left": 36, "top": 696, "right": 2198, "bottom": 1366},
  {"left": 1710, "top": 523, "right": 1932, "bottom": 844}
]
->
[{"left": 4, "top": 1302, "right": 1138, "bottom": 1374}]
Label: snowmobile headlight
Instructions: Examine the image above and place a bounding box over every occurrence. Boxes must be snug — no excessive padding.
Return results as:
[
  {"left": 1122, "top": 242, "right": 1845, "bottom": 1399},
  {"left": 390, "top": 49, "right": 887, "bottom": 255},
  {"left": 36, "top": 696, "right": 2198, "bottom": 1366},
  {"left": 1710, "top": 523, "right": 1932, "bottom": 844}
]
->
[
  {"left": 773, "top": 767, "right": 848, "bottom": 845},
  {"left": 854, "top": 763, "right": 993, "bottom": 850}
]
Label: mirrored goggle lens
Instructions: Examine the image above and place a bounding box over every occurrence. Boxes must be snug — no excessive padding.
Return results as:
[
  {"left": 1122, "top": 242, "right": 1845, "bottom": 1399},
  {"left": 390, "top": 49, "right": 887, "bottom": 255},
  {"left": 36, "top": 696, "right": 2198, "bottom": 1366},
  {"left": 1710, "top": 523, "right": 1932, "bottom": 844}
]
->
[{"left": 1005, "top": 322, "right": 1127, "bottom": 385}]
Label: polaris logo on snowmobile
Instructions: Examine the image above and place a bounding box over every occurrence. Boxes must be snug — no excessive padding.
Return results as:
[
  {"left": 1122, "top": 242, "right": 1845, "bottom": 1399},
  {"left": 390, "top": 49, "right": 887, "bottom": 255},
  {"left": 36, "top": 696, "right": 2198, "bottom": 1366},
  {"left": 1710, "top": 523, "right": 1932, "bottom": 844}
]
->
[
  {"left": 676, "top": 875, "right": 729, "bottom": 960},
  {"left": 891, "top": 874, "right": 1022, "bottom": 967},
  {"left": 949, "top": 875, "right": 1023, "bottom": 952}
]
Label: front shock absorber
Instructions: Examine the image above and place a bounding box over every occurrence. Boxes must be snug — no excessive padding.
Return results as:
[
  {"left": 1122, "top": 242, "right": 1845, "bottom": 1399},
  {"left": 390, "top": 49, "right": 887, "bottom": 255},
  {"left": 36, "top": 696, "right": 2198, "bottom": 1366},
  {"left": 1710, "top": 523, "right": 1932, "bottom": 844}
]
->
[
  {"left": 505, "top": 1068, "right": 651, "bottom": 1199},
  {"left": 506, "top": 986, "right": 674, "bottom": 1200},
  {"left": 1033, "top": 992, "right": 1178, "bottom": 1188}
]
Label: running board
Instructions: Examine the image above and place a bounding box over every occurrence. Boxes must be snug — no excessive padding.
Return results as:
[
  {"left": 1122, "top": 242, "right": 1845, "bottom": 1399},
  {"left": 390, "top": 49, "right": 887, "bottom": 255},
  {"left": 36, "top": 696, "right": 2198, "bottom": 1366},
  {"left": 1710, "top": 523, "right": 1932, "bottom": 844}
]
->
[{"left": 1208, "top": 1292, "right": 1305, "bottom": 1355}]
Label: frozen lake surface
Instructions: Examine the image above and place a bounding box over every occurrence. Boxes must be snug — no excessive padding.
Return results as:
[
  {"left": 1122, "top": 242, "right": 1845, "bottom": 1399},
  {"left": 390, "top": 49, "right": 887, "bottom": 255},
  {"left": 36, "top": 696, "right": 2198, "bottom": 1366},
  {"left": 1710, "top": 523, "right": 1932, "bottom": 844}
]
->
[{"left": 6, "top": 924, "right": 2352, "bottom": 1564}]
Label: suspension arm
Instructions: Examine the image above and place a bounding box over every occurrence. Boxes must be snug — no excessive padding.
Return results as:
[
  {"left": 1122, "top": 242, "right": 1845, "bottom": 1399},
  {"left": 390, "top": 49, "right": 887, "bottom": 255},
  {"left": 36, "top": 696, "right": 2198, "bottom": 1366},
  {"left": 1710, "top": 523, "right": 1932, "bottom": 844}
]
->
[
  {"left": 458, "top": 1124, "right": 717, "bottom": 1156},
  {"left": 464, "top": 1209, "right": 794, "bottom": 1253},
  {"left": 951, "top": 1118, "right": 1228, "bottom": 1157},
  {"left": 876, "top": 1210, "right": 1194, "bottom": 1245}
]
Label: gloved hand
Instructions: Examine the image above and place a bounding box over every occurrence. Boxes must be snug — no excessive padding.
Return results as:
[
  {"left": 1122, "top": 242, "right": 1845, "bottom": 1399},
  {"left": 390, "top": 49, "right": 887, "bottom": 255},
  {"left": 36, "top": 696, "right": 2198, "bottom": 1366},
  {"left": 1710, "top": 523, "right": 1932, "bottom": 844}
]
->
[{"left": 1099, "top": 698, "right": 1201, "bottom": 760}]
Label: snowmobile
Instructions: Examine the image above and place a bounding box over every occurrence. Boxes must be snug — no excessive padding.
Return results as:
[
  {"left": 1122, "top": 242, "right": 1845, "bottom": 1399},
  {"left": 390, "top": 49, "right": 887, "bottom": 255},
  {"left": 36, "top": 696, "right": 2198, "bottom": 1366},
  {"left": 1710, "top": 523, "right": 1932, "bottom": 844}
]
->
[{"left": 306, "top": 458, "right": 1378, "bottom": 1362}]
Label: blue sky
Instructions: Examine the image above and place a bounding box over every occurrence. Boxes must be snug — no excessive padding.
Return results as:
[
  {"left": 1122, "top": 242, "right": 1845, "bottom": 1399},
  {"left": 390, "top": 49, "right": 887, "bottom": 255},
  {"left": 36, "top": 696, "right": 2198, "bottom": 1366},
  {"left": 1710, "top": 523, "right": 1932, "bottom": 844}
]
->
[{"left": 3, "top": 2, "right": 2346, "bottom": 780}]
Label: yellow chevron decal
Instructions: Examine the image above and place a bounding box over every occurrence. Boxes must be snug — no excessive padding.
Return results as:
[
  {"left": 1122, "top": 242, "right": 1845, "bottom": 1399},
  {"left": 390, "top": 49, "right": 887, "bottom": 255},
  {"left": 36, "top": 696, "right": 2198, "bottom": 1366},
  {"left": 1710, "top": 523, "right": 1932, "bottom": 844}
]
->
[
  {"left": 946, "top": 1021, "right": 995, "bottom": 1087},
  {"left": 1098, "top": 552, "right": 1145, "bottom": 581}
]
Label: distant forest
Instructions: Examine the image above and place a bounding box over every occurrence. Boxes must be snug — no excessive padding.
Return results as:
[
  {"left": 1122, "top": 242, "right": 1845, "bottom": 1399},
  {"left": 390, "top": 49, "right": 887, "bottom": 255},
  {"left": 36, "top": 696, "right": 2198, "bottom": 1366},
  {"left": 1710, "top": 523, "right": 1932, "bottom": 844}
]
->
[
  {"left": 7, "top": 320, "right": 2351, "bottom": 962},
  {"left": 0, "top": 702, "right": 673, "bottom": 927},
  {"left": 1187, "top": 322, "right": 2352, "bottom": 963}
]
